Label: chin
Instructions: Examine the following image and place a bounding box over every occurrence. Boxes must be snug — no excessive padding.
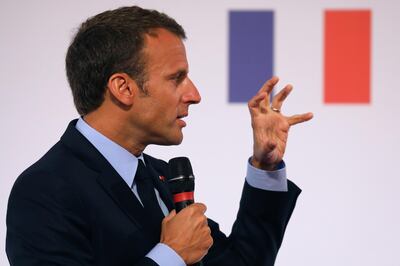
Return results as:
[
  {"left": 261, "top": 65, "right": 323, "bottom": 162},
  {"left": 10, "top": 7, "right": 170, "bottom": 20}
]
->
[
  {"left": 169, "top": 135, "right": 184, "bottom": 145},
  {"left": 155, "top": 132, "right": 183, "bottom": 146}
]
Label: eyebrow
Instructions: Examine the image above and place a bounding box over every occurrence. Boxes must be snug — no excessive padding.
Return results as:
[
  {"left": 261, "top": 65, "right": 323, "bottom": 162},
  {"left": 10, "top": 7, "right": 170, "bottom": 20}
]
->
[{"left": 168, "top": 69, "right": 188, "bottom": 80}]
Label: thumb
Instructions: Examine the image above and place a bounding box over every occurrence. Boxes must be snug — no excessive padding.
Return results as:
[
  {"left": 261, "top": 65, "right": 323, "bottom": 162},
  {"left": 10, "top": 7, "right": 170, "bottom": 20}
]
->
[
  {"left": 163, "top": 209, "right": 176, "bottom": 223},
  {"left": 267, "top": 140, "right": 277, "bottom": 151}
]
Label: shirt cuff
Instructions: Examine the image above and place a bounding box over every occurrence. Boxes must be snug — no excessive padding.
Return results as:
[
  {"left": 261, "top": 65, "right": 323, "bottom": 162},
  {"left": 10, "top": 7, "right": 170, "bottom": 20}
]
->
[
  {"left": 246, "top": 158, "right": 288, "bottom": 192},
  {"left": 146, "top": 243, "right": 185, "bottom": 266}
]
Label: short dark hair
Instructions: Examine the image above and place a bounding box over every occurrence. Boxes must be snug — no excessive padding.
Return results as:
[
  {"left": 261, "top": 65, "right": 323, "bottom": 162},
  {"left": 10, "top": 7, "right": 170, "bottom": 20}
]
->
[{"left": 66, "top": 6, "right": 186, "bottom": 115}]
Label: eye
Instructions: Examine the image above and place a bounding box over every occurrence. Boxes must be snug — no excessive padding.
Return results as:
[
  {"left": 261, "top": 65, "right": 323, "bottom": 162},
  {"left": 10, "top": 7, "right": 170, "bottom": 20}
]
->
[{"left": 170, "top": 71, "right": 187, "bottom": 85}]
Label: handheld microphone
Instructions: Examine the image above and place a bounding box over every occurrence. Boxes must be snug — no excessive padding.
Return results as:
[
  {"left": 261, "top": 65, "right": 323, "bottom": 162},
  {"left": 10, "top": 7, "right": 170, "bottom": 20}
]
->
[
  {"left": 168, "top": 157, "right": 195, "bottom": 212},
  {"left": 167, "top": 157, "right": 203, "bottom": 266}
]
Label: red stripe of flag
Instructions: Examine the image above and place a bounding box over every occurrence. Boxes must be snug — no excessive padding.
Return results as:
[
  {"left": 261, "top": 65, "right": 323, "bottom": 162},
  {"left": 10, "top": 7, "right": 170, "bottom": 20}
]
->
[{"left": 324, "top": 10, "right": 371, "bottom": 103}]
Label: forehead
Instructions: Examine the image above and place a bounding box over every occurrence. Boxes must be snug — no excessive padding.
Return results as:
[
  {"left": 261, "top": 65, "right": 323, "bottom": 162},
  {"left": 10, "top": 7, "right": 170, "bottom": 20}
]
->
[{"left": 142, "top": 28, "right": 188, "bottom": 73}]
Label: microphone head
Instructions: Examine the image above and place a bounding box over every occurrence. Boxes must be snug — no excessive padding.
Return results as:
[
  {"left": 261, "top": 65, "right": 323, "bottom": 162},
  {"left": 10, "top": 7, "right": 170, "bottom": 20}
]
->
[
  {"left": 167, "top": 157, "right": 195, "bottom": 194},
  {"left": 168, "top": 157, "right": 193, "bottom": 178}
]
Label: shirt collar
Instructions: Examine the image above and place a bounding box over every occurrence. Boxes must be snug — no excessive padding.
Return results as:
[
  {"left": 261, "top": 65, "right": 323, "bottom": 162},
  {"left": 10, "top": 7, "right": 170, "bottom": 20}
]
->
[{"left": 75, "top": 117, "right": 143, "bottom": 188}]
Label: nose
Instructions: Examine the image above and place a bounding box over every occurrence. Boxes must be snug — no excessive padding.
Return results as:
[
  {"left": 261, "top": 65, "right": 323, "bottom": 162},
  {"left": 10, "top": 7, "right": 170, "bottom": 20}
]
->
[{"left": 182, "top": 78, "right": 201, "bottom": 104}]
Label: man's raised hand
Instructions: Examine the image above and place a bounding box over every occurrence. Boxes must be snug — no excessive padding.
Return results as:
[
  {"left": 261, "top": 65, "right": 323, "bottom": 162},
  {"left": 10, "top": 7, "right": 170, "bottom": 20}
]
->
[{"left": 248, "top": 76, "right": 313, "bottom": 171}]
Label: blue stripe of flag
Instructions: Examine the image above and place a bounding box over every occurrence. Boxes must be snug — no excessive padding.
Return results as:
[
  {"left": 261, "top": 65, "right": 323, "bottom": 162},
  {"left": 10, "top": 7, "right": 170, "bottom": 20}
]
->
[{"left": 229, "top": 11, "right": 274, "bottom": 103}]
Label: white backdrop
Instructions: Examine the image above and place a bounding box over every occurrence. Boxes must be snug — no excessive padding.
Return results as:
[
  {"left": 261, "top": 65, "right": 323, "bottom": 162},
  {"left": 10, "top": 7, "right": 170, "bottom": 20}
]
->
[{"left": 1, "top": 0, "right": 400, "bottom": 265}]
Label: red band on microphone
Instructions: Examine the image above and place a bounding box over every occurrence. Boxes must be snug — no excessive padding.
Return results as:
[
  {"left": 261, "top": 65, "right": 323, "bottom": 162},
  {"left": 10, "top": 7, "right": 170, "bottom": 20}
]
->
[{"left": 173, "top": 192, "right": 194, "bottom": 203}]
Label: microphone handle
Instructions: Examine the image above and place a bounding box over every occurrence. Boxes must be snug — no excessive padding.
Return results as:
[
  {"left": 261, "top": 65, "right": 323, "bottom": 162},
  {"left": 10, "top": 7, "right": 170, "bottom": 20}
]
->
[
  {"left": 175, "top": 199, "right": 194, "bottom": 213},
  {"left": 174, "top": 199, "right": 204, "bottom": 266}
]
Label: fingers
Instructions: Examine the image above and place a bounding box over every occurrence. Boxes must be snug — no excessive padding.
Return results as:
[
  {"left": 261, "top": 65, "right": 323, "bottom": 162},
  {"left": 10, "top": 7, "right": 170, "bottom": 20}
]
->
[
  {"left": 191, "top": 202, "right": 207, "bottom": 214},
  {"left": 248, "top": 92, "right": 267, "bottom": 110},
  {"left": 257, "top": 76, "right": 279, "bottom": 106},
  {"left": 252, "top": 76, "right": 292, "bottom": 112},
  {"left": 187, "top": 204, "right": 208, "bottom": 228},
  {"left": 287, "top": 112, "right": 314, "bottom": 126},
  {"left": 258, "top": 76, "right": 279, "bottom": 94},
  {"left": 250, "top": 77, "right": 312, "bottom": 123},
  {"left": 180, "top": 203, "right": 207, "bottom": 224},
  {"left": 160, "top": 202, "right": 211, "bottom": 264},
  {"left": 271, "top": 84, "right": 293, "bottom": 110}
]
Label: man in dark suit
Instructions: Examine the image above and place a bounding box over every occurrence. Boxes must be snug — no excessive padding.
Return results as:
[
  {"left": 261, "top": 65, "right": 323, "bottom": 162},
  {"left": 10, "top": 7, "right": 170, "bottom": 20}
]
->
[{"left": 6, "top": 6, "right": 313, "bottom": 266}]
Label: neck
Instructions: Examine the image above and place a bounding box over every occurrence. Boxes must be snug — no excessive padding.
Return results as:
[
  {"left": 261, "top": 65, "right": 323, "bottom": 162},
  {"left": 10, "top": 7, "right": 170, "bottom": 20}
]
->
[{"left": 83, "top": 110, "right": 146, "bottom": 157}]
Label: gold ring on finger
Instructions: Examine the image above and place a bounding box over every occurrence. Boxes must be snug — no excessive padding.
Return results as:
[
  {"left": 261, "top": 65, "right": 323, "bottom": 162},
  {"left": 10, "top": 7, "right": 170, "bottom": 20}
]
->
[{"left": 271, "top": 106, "right": 280, "bottom": 113}]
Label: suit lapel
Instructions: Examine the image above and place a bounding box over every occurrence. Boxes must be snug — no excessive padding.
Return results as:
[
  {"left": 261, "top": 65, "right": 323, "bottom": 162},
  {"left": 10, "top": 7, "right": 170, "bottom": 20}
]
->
[
  {"left": 96, "top": 166, "right": 147, "bottom": 229},
  {"left": 61, "top": 120, "right": 176, "bottom": 232},
  {"left": 61, "top": 120, "right": 149, "bottom": 229}
]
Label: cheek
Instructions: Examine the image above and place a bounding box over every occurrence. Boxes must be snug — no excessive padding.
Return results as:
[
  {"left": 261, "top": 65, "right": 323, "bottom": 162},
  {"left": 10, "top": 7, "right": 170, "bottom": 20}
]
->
[
  {"left": 158, "top": 95, "right": 180, "bottom": 114},
  {"left": 146, "top": 87, "right": 181, "bottom": 120},
  {"left": 149, "top": 102, "right": 176, "bottom": 126}
]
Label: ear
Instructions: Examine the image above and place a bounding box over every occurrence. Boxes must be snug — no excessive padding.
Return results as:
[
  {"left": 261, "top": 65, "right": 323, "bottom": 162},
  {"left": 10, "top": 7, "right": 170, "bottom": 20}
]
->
[{"left": 107, "top": 73, "right": 139, "bottom": 106}]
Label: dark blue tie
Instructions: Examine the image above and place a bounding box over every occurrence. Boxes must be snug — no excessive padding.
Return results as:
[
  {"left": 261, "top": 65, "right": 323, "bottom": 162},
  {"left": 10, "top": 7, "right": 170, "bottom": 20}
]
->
[{"left": 135, "top": 160, "right": 165, "bottom": 238}]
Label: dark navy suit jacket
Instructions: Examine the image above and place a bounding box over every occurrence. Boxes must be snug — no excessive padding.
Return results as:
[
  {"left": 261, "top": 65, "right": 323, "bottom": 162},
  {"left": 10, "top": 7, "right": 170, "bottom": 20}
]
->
[{"left": 6, "top": 120, "right": 301, "bottom": 265}]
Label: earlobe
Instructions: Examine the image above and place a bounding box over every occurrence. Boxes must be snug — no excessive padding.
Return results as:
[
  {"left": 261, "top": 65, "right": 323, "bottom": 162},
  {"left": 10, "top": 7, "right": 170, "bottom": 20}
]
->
[{"left": 107, "top": 73, "right": 137, "bottom": 106}]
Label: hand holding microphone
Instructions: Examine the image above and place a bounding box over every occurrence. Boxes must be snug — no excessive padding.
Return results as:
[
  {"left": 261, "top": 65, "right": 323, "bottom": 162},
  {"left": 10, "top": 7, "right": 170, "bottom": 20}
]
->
[{"left": 160, "top": 157, "right": 212, "bottom": 265}]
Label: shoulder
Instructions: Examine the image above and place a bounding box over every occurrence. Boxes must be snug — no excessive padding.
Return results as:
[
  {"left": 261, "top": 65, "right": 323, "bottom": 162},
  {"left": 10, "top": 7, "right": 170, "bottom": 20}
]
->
[
  {"left": 8, "top": 140, "right": 92, "bottom": 213},
  {"left": 14, "top": 140, "right": 86, "bottom": 185}
]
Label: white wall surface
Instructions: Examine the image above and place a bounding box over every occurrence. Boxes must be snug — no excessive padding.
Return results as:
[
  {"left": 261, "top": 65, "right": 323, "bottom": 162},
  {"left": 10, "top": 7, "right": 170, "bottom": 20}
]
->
[{"left": 1, "top": 0, "right": 400, "bottom": 265}]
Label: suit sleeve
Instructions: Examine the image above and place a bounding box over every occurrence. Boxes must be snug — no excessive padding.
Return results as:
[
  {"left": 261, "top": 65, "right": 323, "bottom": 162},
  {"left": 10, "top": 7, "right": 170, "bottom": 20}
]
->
[
  {"left": 6, "top": 170, "right": 157, "bottom": 266},
  {"left": 203, "top": 180, "right": 301, "bottom": 266}
]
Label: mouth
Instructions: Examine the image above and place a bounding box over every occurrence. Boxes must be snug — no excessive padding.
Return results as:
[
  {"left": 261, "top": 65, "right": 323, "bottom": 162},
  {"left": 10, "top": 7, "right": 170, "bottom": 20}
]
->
[
  {"left": 177, "top": 114, "right": 188, "bottom": 127},
  {"left": 177, "top": 114, "right": 188, "bottom": 119}
]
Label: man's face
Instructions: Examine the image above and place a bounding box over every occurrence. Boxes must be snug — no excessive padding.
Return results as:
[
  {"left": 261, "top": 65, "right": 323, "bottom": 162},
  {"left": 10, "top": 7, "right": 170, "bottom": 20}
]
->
[{"left": 130, "top": 28, "right": 201, "bottom": 146}]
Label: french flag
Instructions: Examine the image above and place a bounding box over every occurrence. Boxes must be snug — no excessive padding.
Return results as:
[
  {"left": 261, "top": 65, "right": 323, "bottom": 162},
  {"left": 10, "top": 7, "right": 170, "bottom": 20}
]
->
[{"left": 229, "top": 10, "right": 371, "bottom": 104}]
